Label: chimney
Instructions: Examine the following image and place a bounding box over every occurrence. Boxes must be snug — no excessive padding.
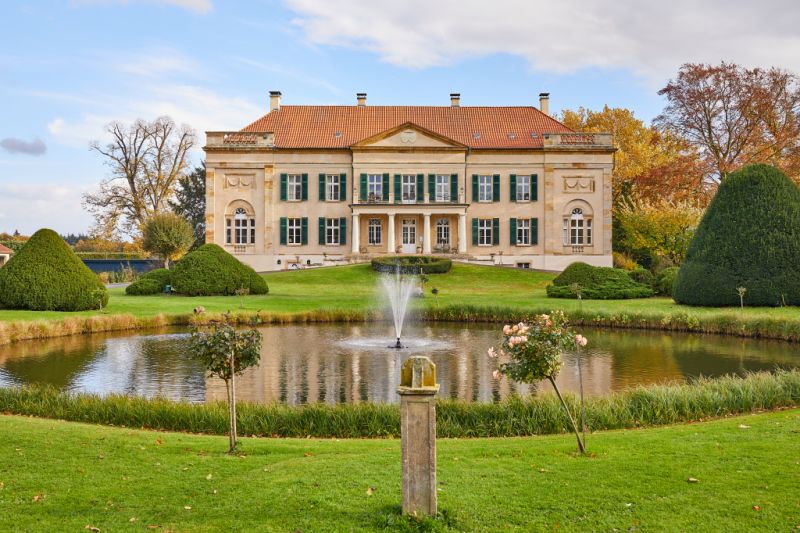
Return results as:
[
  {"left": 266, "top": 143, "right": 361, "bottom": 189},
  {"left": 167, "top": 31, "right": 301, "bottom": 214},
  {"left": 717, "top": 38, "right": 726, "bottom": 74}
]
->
[
  {"left": 538, "top": 92, "right": 550, "bottom": 116},
  {"left": 269, "top": 91, "right": 282, "bottom": 112},
  {"left": 450, "top": 93, "right": 460, "bottom": 107},
  {"left": 356, "top": 92, "right": 367, "bottom": 106}
]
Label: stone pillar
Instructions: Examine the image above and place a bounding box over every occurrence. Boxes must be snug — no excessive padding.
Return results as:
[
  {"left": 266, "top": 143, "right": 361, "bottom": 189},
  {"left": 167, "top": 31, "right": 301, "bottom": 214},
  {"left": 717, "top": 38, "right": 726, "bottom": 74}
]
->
[
  {"left": 388, "top": 214, "right": 396, "bottom": 254},
  {"left": 422, "top": 214, "right": 431, "bottom": 254},
  {"left": 352, "top": 213, "right": 360, "bottom": 254},
  {"left": 458, "top": 213, "right": 467, "bottom": 253},
  {"left": 397, "top": 356, "right": 439, "bottom": 517}
]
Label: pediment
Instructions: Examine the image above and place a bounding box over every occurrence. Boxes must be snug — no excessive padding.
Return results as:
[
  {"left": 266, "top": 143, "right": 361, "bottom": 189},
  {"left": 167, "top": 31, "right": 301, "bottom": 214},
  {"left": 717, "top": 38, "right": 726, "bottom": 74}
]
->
[{"left": 353, "top": 122, "right": 466, "bottom": 149}]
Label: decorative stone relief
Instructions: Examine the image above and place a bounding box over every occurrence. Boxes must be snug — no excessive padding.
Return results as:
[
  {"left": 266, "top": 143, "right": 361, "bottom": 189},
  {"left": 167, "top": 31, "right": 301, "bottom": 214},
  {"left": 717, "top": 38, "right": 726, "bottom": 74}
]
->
[
  {"left": 400, "top": 130, "right": 417, "bottom": 144},
  {"left": 225, "top": 174, "right": 255, "bottom": 189},
  {"left": 563, "top": 176, "right": 595, "bottom": 193}
]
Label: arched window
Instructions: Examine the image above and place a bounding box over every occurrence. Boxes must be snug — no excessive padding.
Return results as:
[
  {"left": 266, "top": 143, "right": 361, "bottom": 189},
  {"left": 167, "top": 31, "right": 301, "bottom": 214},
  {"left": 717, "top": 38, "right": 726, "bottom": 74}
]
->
[
  {"left": 563, "top": 206, "right": 593, "bottom": 246},
  {"left": 436, "top": 218, "right": 450, "bottom": 247},
  {"left": 226, "top": 204, "right": 256, "bottom": 245}
]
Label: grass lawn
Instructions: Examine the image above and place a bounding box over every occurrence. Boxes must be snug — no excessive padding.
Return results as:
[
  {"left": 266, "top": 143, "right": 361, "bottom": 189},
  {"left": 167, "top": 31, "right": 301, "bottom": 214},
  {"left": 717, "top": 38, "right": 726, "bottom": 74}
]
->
[{"left": 0, "top": 409, "right": 797, "bottom": 531}]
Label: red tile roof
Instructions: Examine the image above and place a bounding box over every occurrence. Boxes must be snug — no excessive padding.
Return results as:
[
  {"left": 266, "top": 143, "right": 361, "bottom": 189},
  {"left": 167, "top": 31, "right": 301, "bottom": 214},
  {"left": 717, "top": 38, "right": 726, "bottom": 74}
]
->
[
  {"left": 0, "top": 244, "right": 13, "bottom": 254},
  {"left": 240, "top": 106, "right": 573, "bottom": 149}
]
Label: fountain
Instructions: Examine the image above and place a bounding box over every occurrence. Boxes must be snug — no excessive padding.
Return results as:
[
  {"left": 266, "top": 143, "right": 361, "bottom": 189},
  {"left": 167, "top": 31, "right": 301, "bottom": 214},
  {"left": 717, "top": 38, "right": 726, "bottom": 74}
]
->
[{"left": 381, "top": 264, "right": 416, "bottom": 349}]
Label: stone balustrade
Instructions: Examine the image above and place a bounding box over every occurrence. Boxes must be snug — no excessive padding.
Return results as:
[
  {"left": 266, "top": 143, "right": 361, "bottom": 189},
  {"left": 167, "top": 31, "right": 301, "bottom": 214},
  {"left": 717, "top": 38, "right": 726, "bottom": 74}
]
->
[
  {"left": 205, "top": 131, "right": 275, "bottom": 148},
  {"left": 543, "top": 132, "right": 613, "bottom": 148}
]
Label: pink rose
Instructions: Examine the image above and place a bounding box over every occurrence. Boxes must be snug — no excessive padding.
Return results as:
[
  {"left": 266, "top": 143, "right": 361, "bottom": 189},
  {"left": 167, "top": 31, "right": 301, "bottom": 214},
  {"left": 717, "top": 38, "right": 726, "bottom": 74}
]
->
[
  {"left": 487, "top": 347, "right": 497, "bottom": 358},
  {"left": 503, "top": 325, "right": 512, "bottom": 335},
  {"left": 492, "top": 369, "right": 502, "bottom": 380},
  {"left": 576, "top": 334, "right": 588, "bottom": 347}
]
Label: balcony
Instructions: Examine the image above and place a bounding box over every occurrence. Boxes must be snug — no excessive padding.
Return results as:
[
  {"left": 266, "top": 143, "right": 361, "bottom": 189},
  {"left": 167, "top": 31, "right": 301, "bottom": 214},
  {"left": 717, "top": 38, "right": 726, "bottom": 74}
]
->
[
  {"left": 205, "top": 131, "right": 275, "bottom": 150},
  {"left": 543, "top": 132, "right": 613, "bottom": 149}
]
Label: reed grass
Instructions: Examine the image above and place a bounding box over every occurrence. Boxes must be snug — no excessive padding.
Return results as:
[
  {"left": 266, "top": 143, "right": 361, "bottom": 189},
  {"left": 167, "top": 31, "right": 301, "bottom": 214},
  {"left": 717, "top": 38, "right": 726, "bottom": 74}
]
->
[{"left": 1, "top": 370, "right": 797, "bottom": 438}]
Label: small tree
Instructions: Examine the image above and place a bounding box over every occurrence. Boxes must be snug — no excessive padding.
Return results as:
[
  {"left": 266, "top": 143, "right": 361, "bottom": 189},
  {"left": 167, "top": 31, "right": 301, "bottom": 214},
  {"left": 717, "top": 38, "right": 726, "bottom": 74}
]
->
[
  {"left": 190, "top": 318, "right": 262, "bottom": 452},
  {"left": 142, "top": 212, "right": 195, "bottom": 269}
]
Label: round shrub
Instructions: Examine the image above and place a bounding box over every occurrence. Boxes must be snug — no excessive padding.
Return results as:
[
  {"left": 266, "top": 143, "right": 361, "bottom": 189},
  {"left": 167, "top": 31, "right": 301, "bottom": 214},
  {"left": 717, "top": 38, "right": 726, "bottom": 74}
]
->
[
  {"left": 371, "top": 256, "right": 452, "bottom": 274},
  {"left": 547, "top": 261, "right": 654, "bottom": 300},
  {"left": 170, "top": 244, "right": 268, "bottom": 296},
  {"left": 0, "top": 228, "right": 108, "bottom": 311},
  {"left": 628, "top": 268, "right": 655, "bottom": 288},
  {"left": 674, "top": 164, "right": 800, "bottom": 306},
  {"left": 655, "top": 266, "right": 680, "bottom": 297},
  {"left": 125, "top": 268, "right": 172, "bottom": 296}
]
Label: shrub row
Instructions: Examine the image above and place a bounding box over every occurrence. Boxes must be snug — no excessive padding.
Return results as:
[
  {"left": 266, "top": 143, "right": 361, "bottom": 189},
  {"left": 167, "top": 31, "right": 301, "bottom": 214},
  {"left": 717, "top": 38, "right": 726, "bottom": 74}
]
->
[
  {"left": 547, "top": 282, "right": 654, "bottom": 299},
  {"left": 75, "top": 252, "right": 148, "bottom": 260},
  {"left": 547, "top": 262, "right": 654, "bottom": 299},
  {"left": 170, "top": 244, "right": 268, "bottom": 296},
  {"left": 371, "top": 256, "right": 452, "bottom": 274},
  {"left": 1, "top": 370, "right": 797, "bottom": 438},
  {"left": 125, "top": 268, "right": 172, "bottom": 295}
]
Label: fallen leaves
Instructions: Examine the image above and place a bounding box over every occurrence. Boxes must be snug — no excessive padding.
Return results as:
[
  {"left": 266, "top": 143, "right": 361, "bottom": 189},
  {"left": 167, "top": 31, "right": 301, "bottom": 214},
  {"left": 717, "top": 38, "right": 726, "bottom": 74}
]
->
[
  {"left": 366, "top": 487, "right": 376, "bottom": 496},
  {"left": 752, "top": 505, "right": 761, "bottom": 512},
  {"left": 687, "top": 478, "right": 700, "bottom": 483},
  {"left": 206, "top": 473, "right": 213, "bottom": 480},
  {"left": 32, "top": 493, "right": 43, "bottom": 503},
  {"left": 739, "top": 424, "right": 751, "bottom": 429},
  {"left": 84, "top": 526, "right": 100, "bottom": 532}
]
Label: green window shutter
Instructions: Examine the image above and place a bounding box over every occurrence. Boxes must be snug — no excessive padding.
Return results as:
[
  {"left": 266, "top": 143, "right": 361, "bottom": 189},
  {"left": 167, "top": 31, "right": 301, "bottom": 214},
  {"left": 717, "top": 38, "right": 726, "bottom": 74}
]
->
[
  {"left": 280, "top": 174, "right": 287, "bottom": 201},
  {"left": 531, "top": 218, "right": 539, "bottom": 245},
  {"left": 416, "top": 174, "right": 424, "bottom": 202},
  {"left": 492, "top": 218, "right": 500, "bottom": 245},
  {"left": 450, "top": 174, "right": 458, "bottom": 202},
  {"left": 510, "top": 218, "right": 517, "bottom": 245},
  {"left": 279, "top": 217, "right": 287, "bottom": 245},
  {"left": 301, "top": 173, "right": 308, "bottom": 201},
  {"left": 318, "top": 173, "right": 326, "bottom": 201},
  {"left": 382, "top": 173, "right": 390, "bottom": 201},
  {"left": 428, "top": 173, "right": 436, "bottom": 202},
  {"left": 532, "top": 174, "right": 538, "bottom": 201},
  {"left": 301, "top": 217, "right": 308, "bottom": 245},
  {"left": 509, "top": 174, "right": 517, "bottom": 202},
  {"left": 359, "top": 173, "right": 368, "bottom": 201},
  {"left": 492, "top": 174, "right": 500, "bottom": 202},
  {"left": 318, "top": 217, "right": 326, "bottom": 245},
  {"left": 472, "top": 174, "right": 479, "bottom": 202},
  {"left": 471, "top": 218, "right": 479, "bottom": 245},
  {"left": 339, "top": 217, "right": 347, "bottom": 246},
  {"left": 339, "top": 173, "right": 347, "bottom": 202},
  {"left": 394, "top": 174, "right": 401, "bottom": 203}
]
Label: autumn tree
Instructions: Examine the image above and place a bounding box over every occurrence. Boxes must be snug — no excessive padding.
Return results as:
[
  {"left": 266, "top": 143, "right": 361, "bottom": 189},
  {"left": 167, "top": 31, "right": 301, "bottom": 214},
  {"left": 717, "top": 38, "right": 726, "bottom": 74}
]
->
[
  {"left": 616, "top": 200, "right": 704, "bottom": 266},
  {"left": 84, "top": 116, "right": 195, "bottom": 238},
  {"left": 141, "top": 212, "right": 196, "bottom": 269},
  {"left": 169, "top": 163, "right": 206, "bottom": 248},
  {"left": 656, "top": 62, "right": 800, "bottom": 182}
]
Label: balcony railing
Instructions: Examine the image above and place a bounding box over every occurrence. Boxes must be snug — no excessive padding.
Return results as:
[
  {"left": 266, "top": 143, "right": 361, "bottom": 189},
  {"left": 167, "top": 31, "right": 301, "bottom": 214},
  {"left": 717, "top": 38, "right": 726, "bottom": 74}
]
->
[
  {"left": 543, "top": 132, "right": 613, "bottom": 148},
  {"left": 205, "top": 131, "right": 275, "bottom": 148}
]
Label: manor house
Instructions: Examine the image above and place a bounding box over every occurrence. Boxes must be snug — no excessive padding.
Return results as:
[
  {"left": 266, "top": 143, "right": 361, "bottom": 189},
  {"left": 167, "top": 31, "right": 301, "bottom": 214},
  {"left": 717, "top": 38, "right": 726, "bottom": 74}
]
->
[{"left": 203, "top": 92, "right": 613, "bottom": 271}]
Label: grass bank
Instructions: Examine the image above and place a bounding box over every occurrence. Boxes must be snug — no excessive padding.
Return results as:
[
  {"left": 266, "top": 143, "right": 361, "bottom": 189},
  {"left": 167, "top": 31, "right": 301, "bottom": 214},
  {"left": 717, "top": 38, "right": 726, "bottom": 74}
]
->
[
  {"left": 0, "top": 409, "right": 798, "bottom": 531},
  {"left": 1, "top": 371, "right": 797, "bottom": 438}
]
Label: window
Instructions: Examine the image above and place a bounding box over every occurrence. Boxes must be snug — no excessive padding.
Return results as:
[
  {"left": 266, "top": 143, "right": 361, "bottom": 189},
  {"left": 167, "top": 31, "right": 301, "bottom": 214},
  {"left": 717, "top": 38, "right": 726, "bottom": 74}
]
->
[
  {"left": 325, "top": 218, "right": 340, "bottom": 245},
  {"left": 402, "top": 174, "right": 416, "bottom": 203},
  {"left": 516, "top": 218, "right": 530, "bottom": 245},
  {"left": 563, "top": 208, "right": 593, "bottom": 245},
  {"left": 478, "top": 219, "right": 493, "bottom": 246},
  {"left": 516, "top": 175, "right": 531, "bottom": 201},
  {"left": 368, "top": 218, "right": 382, "bottom": 245},
  {"left": 226, "top": 207, "right": 255, "bottom": 245},
  {"left": 288, "top": 218, "right": 302, "bottom": 245},
  {"left": 478, "top": 175, "right": 493, "bottom": 202},
  {"left": 435, "top": 175, "right": 450, "bottom": 202},
  {"left": 367, "top": 174, "right": 382, "bottom": 201},
  {"left": 325, "top": 174, "right": 340, "bottom": 201},
  {"left": 287, "top": 174, "right": 302, "bottom": 201},
  {"left": 516, "top": 263, "right": 531, "bottom": 269},
  {"left": 436, "top": 218, "right": 450, "bottom": 246}
]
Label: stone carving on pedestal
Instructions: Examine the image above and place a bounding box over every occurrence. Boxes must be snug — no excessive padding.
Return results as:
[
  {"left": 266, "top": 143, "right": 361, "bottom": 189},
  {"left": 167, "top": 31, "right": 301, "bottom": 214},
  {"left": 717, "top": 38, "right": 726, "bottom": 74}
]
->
[{"left": 563, "top": 176, "right": 595, "bottom": 193}]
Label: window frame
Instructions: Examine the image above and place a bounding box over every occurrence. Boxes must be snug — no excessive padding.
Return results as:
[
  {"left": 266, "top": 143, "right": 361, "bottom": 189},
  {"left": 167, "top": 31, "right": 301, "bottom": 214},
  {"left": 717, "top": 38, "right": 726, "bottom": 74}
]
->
[
  {"left": 516, "top": 218, "right": 530, "bottom": 246},
  {"left": 325, "top": 217, "right": 340, "bottom": 245},
  {"left": 435, "top": 218, "right": 450, "bottom": 246},
  {"left": 367, "top": 174, "right": 383, "bottom": 201},
  {"left": 563, "top": 208, "right": 593, "bottom": 245},
  {"left": 287, "top": 174, "right": 303, "bottom": 201},
  {"left": 435, "top": 174, "right": 450, "bottom": 202},
  {"left": 287, "top": 217, "right": 302, "bottom": 245},
  {"left": 478, "top": 175, "right": 493, "bottom": 202},
  {"left": 368, "top": 218, "right": 382, "bottom": 245},
  {"left": 401, "top": 174, "right": 417, "bottom": 203},
  {"left": 226, "top": 207, "right": 255, "bottom": 245},
  {"left": 478, "top": 218, "right": 493, "bottom": 246},
  {"left": 325, "top": 174, "right": 340, "bottom": 201},
  {"left": 516, "top": 175, "right": 531, "bottom": 202}
]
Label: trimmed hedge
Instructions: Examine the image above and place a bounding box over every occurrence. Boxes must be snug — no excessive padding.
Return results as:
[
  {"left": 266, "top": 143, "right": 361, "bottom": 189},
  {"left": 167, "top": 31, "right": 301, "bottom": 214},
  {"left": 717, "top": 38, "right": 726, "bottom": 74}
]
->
[
  {"left": 674, "top": 164, "right": 800, "bottom": 306},
  {"left": 125, "top": 268, "right": 171, "bottom": 295},
  {"left": 547, "top": 262, "right": 654, "bottom": 300},
  {"left": 656, "top": 267, "right": 680, "bottom": 297},
  {"left": 169, "top": 244, "right": 268, "bottom": 296},
  {"left": 0, "top": 228, "right": 108, "bottom": 311},
  {"left": 371, "top": 255, "right": 452, "bottom": 274},
  {"left": 75, "top": 252, "right": 148, "bottom": 260},
  {"left": 628, "top": 268, "right": 655, "bottom": 288}
]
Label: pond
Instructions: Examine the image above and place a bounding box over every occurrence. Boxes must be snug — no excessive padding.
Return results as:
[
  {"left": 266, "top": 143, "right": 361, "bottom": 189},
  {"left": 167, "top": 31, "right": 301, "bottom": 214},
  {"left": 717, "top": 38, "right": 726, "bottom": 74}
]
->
[{"left": 0, "top": 323, "right": 798, "bottom": 405}]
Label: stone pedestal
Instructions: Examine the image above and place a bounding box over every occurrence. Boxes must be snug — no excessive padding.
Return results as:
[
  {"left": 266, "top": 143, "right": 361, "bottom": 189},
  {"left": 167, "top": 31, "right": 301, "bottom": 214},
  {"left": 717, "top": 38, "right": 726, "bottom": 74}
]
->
[{"left": 397, "top": 356, "right": 439, "bottom": 517}]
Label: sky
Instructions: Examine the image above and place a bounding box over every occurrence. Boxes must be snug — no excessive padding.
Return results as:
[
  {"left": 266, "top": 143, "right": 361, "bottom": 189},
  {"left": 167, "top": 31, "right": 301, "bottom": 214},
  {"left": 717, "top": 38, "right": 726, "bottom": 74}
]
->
[{"left": 1, "top": 0, "right": 799, "bottom": 235}]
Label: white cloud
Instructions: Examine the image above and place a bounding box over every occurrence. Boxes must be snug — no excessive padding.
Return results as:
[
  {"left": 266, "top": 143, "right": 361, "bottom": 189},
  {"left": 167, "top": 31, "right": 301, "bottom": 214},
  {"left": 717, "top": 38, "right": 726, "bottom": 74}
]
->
[
  {"left": 71, "top": 0, "right": 212, "bottom": 14},
  {"left": 0, "top": 181, "right": 91, "bottom": 234},
  {"left": 285, "top": 0, "right": 800, "bottom": 84},
  {"left": 114, "top": 47, "right": 198, "bottom": 77}
]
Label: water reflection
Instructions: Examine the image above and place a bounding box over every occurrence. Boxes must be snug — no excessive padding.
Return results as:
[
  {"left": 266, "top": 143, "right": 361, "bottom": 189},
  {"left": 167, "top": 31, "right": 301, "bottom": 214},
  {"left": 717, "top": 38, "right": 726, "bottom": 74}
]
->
[{"left": 0, "top": 324, "right": 797, "bottom": 405}]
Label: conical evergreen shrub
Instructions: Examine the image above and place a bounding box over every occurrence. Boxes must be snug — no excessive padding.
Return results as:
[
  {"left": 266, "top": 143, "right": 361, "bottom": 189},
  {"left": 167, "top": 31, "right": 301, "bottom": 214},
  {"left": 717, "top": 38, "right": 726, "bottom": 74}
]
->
[
  {"left": 0, "top": 228, "right": 108, "bottom": 311},
  {"left": 674, "top": 164, "right": 800, "bottom": 306},
  {"left": 169, "top": 244, "right": 268, "bottom": 296}
]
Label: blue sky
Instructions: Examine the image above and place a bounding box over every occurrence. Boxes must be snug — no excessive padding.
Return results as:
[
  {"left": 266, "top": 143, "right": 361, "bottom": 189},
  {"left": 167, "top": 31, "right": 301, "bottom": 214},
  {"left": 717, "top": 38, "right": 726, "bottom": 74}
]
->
[{"left": 2, "top": 0, "right": 798, "bottom": 234}]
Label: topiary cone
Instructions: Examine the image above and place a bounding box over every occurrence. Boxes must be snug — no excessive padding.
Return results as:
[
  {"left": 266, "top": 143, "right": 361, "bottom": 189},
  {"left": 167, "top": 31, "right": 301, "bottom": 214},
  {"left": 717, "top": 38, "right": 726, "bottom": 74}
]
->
[
  {"left": 673, "top": 164, "right": 800, "bottom": 306},
  {"left": 0, "top": 228, "right": 108, "bottom": 311}
]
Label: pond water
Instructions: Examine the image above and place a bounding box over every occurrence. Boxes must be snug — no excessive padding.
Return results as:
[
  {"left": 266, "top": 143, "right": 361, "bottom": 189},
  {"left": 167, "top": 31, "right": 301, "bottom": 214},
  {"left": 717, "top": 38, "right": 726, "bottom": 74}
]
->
[{"left": 0, "top": 323, "right": 798, "bottom": 405}]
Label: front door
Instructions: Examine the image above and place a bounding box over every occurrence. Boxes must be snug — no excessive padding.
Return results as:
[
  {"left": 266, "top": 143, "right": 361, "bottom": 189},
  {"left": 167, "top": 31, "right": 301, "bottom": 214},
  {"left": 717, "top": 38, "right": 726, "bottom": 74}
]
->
[{"left": 401, "top": 218, "right": 416, "bottom": 253}]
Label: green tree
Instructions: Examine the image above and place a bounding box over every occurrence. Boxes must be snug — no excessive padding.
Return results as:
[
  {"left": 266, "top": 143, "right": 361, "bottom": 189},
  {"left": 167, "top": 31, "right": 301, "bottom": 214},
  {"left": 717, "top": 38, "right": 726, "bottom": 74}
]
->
[
  {"left": 616, "top": 201, "right": 704, "bottom": 266},
  {"left": 169, "top": 163, "right": 206, "bottom": 248},
  {"left": 141, "top": 212, "right": 195, "bottom": 269}
]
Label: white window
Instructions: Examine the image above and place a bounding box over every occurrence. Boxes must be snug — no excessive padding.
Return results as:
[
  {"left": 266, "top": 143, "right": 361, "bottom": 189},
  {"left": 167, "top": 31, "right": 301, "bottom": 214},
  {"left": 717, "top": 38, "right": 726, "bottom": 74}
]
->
[
  {"left": 226, "top": 207, "right": 255, "bottom": 245},
  {"left": 368, "top": 174, "right": 383, "bottom": 201},
  {"left": 563, "top": 208, "right": 593, "bottom": 245},
  {"left": 287, "top": 218, "right": 302, "bottom": 245},
  {"left": 478, "top": 219, "right": 493, "bottom": 246},
  {"left": 368, "top": 218, "right": 382, "bottom": 245},
  {"left": 517, "top": 218, "right": 530, "bottom": 245},
  {"left": 436, "top": 218, "right": 450, "bottom": 246},
  {"left": 435, "top": 175, "right": 450, "bottom": 202},
  {"left": 326, "top": 174, "right": 340, "bottom": 201},
  {"left": 325, "top": 218, "right": 340, "bottom": 245},
  {"left": 516, "top": 175, "right": 531, "bottom": 201},
  {"left": 478, "top": 175, "right": 493, "bottom": 202},
  {"left": 287, "top": 174, "right": 302, "bottom": 201},
  {"left": 402, "top": 174, "right": 417, "bottom": 203}
]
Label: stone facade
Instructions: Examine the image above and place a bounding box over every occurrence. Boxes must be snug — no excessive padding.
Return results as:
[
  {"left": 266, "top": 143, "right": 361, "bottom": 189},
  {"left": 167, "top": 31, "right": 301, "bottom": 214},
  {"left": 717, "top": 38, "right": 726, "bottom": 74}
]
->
[{"left": 203, "top": 93, "right": 614, "bottom": 272}]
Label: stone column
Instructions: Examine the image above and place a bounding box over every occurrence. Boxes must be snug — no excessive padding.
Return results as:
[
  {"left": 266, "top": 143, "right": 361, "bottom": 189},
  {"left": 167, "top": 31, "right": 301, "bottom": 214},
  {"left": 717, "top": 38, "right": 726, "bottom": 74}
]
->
[
  {"left": 351, "top": 213, "right": 360, "bottom": 254},
  {"left": 388, "top": 214, "right": 396, "bottom": 254},
  {"left": 397, "top": 356, "right": 439, "bottom": 517},
  {"left": 422, "top": 214, "right": 431, "bottom": 254},
  {"left": 458, "top": 213, "right": 467, "bottom": 253}
]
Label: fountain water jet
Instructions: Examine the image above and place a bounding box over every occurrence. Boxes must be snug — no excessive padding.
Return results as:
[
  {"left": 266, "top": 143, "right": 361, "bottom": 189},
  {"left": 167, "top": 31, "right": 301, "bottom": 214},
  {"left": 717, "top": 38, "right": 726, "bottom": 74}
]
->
[{"left": 381, "top": 264, "right": 416, "bottom": 349}]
